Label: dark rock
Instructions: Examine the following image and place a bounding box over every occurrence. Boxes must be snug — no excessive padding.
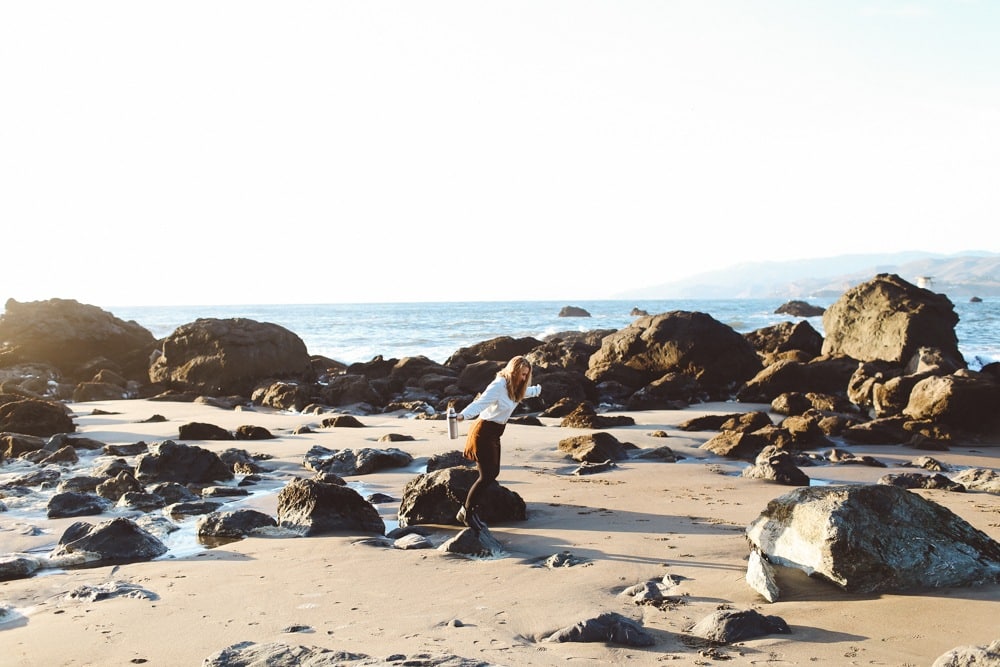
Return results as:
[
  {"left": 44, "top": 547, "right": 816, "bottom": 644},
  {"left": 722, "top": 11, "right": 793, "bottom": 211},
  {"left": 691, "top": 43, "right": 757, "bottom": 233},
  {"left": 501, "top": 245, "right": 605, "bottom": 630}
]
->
[
  {"left": 320, "top": 414, "right": 365, "bottom": 428},
  {"left": 178, "top": 422, "right": 234, "bottom": 440},
  {"left": 587, "top": 311, "right": 762, "bottom": 399},
  {"left": 557, "top": 432, "right": 630, "bottom": 463},
  {"left": 378, "top": 433, "right": 415, "bottom": 443},
  {"left": 52, "top": 517, "right": 168, "bottom": 565},
  {"left": 38, "top": 445, "right": 79, "bottom": 465},
  {"left": 203, "top": 643, "right": 369, "bottom": 667},
  {"left": 73, "top": 382, "right": 127, "bottom": 402},
  {"left": 902, "top": 455, "right": 950, "bottom": 472},
  {"left": 303, "top": 445, "right": 413, "bottom": 476},
  {"left": 398, "top": 467, "right": 525, "bottom": 527},
  {"left": 146, "top": 482, "right": 199, "bottom": 504},
  {"left": 3, "top": 468, "right": 61, "bottom": 488},
  {"left": 559, "top": 403, "right": 634, "bottom": 429},
  {"left": 825, "top": 448, "right": 886, "bottom": 467},
  {"left": 251, "top": 381, "right": 312, "bottom": 412},
  {"left": 842, "top": 417, "right": 911, "bottom": 445},
  {"left": 720, "top": 411, "right": 774, "bottom": 433},
  {"left": 742, "top": 447, "right": 810, "bottom": 486},
  {"left": 218, "top": 448, "right": 266, "bottom": 475},
  {"left": 877, "top": 472, "right": 965, "bottom": 492},
  {"left": 701, "top": 430, "right": 767, "bottom": 460},
  {"left": 558, "top": 306, "right": 591, "bottom": 317},
  {"left": 148, "top": 317, "right": 313, "bottom": 396},
  {"left": 527, "top": 336, "right": 607, "bottom": 374},
  {"left": 426, "top": 450, "right": 472, "bottom": 472},
  {"left": 687, "top": 608, "right": 790, "bottom": 644},
  {"left": 903, "top": 372, "right": 1000, "bottom": 434},
  {"left": 197, "top": 509, "right": 277, "bottom": 538},
  {"left": 1, "top": 432, "right": 46, "bottom": 458},
  {"left": 821, "top": 274, "right": 964, "bottom": 368},
  {"left": 56, "top": 476, "right": 103, "bottom": 494},
  {"left": 542, "top": 611, "right": 655, "bottom": 647},
  {"left": 234, "top": 425, "right": 274, "bottom": 440},
  {"left": 135, "top": 440, "right": 233, "bottom": 484},
  {"left": 167, "top": 500, "right": 223, "bottom": 517},
  {"left": 47, "top": 491, "right": 111, "bottom": 518},
  {"left": 277, "top": 478, "right": 384, "bottom": 536},
  {"left": 104, "top": 441, "right": 149, "bottom": 456},
  {"left": 116, "top": 491, "right": 166, "bottom": 512},
  {"left": 625, "top": 372, "right": 701, "bottom": 409},
  {"left": 677, "top": 413, "right": 744, "bottom": 431},
  {"left": 95, "top": 471, "right": 143, "bottom": 501},
  {"left": 0, "top": 298, "right": 156, "bottom": 383},
  {"left": 774, "top": 300, "right": 825, "bottom": 318},
  {"left": 445, "top": 335, "right": 543, "bottom": 368},
  {"left": 0, "top": 398, "right": 75, "bottom": 437},
  {"left": 0, "top": 555, "right": 41, "bottom": 581},
  {"left": 632, "top": 445, "right": 682, "bottom": 462},
  {"left": 438, "top": 525, "right": 506, "bottom": 558},
  {"left": 318, "top": 374, "right": 383, "bottom": 408},
  {"left": 737, "top": 355, "right": 859, "bottom": 403},
  {"left": 93, "top": 457, "right": 133, "bottom": 478},
  {"left": 746, "top": 319, "right": 824, "bottom": 362}
]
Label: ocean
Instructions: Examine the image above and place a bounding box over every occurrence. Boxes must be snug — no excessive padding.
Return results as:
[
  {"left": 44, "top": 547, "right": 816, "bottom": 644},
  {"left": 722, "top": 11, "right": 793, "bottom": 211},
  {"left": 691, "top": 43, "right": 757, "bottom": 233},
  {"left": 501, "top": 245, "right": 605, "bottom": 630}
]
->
[{"left": 109, "top": 297, "right": 1000, "bottom": 370}]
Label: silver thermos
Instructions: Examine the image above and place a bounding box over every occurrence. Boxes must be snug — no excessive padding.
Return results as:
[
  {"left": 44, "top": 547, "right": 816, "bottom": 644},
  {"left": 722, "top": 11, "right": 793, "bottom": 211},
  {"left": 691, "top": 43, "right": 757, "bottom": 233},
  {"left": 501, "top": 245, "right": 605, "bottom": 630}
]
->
[{"left": 446, "top": 405, "right": 458, "bottom": 439}]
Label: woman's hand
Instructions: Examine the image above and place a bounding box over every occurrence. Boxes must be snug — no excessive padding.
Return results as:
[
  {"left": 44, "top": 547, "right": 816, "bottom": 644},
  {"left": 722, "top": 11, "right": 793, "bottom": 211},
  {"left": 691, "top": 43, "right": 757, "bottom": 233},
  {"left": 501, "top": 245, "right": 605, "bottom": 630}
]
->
[{"left": 456, "top": 414, "right": 464, "bottom": 422}]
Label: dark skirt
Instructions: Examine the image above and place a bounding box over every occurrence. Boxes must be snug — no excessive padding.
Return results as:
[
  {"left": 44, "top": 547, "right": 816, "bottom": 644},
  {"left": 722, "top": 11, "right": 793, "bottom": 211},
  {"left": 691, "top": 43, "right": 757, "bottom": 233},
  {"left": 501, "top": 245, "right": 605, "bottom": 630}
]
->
[{"left": 463, "top": 418, "right": 505, "bottom": 462}]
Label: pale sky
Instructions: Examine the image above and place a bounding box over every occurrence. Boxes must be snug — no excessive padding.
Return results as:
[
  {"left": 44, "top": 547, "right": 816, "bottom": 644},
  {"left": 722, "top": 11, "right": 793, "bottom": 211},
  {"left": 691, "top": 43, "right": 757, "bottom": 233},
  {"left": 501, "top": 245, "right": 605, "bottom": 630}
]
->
[{"left": 2, "top": 1, "right": 998, "bottom": 307}]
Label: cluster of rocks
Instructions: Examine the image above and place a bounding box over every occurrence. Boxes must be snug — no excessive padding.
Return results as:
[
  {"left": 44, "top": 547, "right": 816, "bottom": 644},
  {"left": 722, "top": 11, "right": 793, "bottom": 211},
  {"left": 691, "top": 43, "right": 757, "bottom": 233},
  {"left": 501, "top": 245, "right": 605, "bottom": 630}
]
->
[{"left": 1, "top": 274, "right": 998, "bottom": 448}]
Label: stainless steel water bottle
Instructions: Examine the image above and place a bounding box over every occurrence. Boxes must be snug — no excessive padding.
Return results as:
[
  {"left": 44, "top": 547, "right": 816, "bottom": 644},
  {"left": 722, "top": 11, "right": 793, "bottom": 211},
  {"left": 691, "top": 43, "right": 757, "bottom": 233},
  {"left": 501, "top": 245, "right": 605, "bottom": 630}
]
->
[{"left": 447, "top": 405, "right": 458, "bottom": 439}]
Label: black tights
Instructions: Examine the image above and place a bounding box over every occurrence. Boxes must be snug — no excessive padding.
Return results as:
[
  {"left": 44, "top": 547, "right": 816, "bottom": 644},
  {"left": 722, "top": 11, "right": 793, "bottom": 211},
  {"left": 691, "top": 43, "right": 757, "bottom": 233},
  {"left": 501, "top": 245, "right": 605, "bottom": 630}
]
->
[{"left": 465, "top": 420, "right": 504, "bottom": 513}]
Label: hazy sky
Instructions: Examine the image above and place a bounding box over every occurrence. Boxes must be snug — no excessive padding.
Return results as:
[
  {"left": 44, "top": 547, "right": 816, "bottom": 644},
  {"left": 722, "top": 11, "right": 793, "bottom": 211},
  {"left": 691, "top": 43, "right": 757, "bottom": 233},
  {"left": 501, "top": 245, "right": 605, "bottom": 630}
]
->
[{"left": 3, "top": 1, "right": 998, "bottom": 307}]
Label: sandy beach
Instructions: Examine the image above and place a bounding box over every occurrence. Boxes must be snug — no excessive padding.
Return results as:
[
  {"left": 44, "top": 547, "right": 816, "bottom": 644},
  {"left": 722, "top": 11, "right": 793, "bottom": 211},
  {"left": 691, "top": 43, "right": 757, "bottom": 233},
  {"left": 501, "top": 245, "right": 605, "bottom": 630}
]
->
[{"left": 2, "top": 398, "right": 998, "bottom": 666}]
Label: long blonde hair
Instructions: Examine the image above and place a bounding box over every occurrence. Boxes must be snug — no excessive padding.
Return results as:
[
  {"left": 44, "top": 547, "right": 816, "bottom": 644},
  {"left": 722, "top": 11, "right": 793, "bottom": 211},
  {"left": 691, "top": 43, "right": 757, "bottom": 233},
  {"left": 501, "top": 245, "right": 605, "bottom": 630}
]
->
[{"left": 499, "top": 356, "right": 532, "bottom": 401}]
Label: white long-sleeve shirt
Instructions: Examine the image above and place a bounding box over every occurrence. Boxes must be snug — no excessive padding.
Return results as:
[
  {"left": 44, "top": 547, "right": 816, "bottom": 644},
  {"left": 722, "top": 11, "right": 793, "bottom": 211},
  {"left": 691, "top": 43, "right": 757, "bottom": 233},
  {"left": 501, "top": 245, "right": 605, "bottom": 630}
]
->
[{"left": 460, "top": 376, "right": 541, "bottom": 424}]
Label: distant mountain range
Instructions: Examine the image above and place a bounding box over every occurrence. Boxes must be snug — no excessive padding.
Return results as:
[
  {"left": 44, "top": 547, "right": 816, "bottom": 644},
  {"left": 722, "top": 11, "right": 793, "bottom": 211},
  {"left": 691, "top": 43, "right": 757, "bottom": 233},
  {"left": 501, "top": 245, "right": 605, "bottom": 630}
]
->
[{"left": 614, "top": 251, "right": 1000, "bottom": 301}]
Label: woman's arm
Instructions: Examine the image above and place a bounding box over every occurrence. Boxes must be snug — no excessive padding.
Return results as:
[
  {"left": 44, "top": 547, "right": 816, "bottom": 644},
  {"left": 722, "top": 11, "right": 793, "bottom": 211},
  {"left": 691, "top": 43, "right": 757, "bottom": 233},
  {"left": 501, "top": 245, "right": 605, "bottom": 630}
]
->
[{"left": 457, "top": 377, "right": 506, "bottom": 421}]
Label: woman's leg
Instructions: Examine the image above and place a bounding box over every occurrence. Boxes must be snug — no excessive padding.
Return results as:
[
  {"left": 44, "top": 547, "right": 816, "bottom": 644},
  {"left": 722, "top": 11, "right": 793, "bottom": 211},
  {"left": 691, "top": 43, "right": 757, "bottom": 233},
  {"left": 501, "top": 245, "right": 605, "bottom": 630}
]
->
[
  {"left": 466, "top": 438, "right": 501, "bottom": 513},
  {"left": 463, "top": 421, "right": 504, "bottom": 525}
]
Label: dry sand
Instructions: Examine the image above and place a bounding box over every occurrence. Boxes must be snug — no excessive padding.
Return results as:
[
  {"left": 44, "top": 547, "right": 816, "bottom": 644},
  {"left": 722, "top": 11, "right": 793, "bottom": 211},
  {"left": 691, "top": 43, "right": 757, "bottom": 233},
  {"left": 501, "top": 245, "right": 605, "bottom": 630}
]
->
[{"left": 2, "top": 398, "right": 998, "bottom": 666}]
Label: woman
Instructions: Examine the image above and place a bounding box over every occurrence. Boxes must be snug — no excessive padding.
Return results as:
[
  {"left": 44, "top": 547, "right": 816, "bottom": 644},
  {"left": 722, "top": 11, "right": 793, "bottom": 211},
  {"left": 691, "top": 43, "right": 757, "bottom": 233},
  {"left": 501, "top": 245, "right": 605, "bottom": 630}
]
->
[{"left": 453, "top": 356, "right": 541, "bottom": 531}]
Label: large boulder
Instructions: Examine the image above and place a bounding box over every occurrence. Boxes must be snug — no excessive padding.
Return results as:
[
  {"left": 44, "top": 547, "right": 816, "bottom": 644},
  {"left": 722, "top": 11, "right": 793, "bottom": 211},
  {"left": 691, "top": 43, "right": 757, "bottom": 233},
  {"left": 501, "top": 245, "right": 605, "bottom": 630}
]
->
[
  {"left": 397, "top": 467, "right": 526, "bottom": 527},
  {"left": 134, "top": 440, "right": 234, "bottom": 484},
  {"left": 277, "top": 478, "right": 384, "bottom": 536},
  {"left": 50, "top": 517, "right": 168, "bottom": 566},
  {"left": 0, "top": 298, "right": 157, "bottom": 383},
  {"left": 0, "top": 398, "right": 75, "bottom": 437},
  {"left": 445, "top": 335, "right": 543, "bottom": 369},
  {"left": 746, "top": 484, "right": 1000, "bottom": 594},
  {"left": 821, "top": 274, "right": 963, "bottom": 368},
  {"left": 586, "top": 311, "right": 763, "bottom": 399},
  {"left": 737, "top": 355, "right": 859, "bottom": 403},
  {"left": 745, "top": 320, "right": 824, "bottom": 361},
  {"left": 903, "top": 372, "right": 1000, "bottom": 434},
  {"left": 148, "top": 318, "right": 313, "bottom": 396}
]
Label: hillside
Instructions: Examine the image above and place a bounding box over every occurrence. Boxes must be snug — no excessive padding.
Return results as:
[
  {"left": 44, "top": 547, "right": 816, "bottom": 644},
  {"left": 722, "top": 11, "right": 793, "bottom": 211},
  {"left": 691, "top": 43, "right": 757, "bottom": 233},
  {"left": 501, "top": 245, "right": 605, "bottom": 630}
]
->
[{"left": 615, "top": 251, "right": 1000, "bottom": 300}]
